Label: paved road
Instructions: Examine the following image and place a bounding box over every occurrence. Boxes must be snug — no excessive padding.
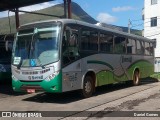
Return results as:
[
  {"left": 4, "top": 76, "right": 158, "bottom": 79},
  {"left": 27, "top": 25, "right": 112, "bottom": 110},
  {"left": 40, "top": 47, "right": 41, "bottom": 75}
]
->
[{"left": 0, "top": 78, "right": 160, "bottom": 120}]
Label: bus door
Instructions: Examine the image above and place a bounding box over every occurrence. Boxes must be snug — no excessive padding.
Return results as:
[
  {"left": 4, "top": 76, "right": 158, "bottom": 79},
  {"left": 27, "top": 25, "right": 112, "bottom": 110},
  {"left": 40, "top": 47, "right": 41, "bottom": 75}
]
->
[
  {"left": 114, "top": 36, "right": 129, "bottom": 82},
  {"left": 119, "top": 38, "right": 133, "bottom": 81},
  {"left": 62, "top": 25, "right": 81, "bottom": 92},
  {"left": 120, "top": 55, "right": 132, "bottom": 81}
]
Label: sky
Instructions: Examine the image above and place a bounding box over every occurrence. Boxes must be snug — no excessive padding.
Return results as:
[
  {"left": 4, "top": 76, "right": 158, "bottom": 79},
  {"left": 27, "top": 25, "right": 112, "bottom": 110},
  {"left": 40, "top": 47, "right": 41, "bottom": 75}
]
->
[
  {"left": 72, "top": 0, "right": 144, "bottom": 29},
  {"left": 0, "top": 0, "right": 144, "bottom": 30}
]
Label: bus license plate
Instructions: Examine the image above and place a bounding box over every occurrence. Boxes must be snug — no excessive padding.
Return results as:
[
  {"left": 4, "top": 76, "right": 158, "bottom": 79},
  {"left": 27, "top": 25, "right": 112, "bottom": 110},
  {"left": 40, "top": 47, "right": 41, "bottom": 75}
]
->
[{"left": 27, "top": 89, "right": 35, "bottom": 93}]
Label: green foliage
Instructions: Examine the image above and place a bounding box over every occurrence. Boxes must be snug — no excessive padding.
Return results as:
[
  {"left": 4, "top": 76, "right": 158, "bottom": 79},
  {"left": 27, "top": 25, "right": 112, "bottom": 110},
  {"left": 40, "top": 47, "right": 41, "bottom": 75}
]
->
[{"left": 150, "top": 73, "right": 160, "bottom": 80}]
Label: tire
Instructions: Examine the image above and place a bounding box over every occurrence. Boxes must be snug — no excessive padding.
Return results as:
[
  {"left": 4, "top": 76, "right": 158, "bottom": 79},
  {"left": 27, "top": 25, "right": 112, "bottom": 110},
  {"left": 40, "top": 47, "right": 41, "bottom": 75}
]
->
[
  {"left": 133, "top": 70, "right": 140, "bottom": 86},
  {"left": 81, "top": 76, "right": 94, "bottom": 98}
]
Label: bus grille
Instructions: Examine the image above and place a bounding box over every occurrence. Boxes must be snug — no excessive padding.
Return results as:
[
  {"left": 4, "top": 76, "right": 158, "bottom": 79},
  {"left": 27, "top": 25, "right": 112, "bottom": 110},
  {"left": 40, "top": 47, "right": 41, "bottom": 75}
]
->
[
  {"left": 20, "top": 85, "right": 44, "bottom": 91},
  {"left": 22, "top": 68, "right": 50, "bottom": 75}
]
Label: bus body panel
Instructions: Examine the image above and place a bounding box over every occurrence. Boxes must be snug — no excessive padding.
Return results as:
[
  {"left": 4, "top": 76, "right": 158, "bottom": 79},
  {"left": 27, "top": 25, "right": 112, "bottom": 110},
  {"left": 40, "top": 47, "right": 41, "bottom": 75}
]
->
[
  {"left": 11, "top": 19, "right": 155, "bottom": 94},
  {"left": 12, "top": 61, "right": 63, "bottom": 93},
  {"left": 12, "top": 71, "right": 62, "bottom": 93},
  {"left": 62, "top": 59, "right": 82, "bottom": 92},
  {"left": 79, "top": 54, "right": 154, "bottom": 87}
]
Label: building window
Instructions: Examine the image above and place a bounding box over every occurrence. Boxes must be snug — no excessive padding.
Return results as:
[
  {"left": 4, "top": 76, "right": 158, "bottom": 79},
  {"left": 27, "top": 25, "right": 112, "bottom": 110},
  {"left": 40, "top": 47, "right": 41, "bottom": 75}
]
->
[
  {"left": 151, "top": 0, "right": 157, "bottom": 5},
  {"left": 151, "top": 17, "right": 157, "bottom": 27}
]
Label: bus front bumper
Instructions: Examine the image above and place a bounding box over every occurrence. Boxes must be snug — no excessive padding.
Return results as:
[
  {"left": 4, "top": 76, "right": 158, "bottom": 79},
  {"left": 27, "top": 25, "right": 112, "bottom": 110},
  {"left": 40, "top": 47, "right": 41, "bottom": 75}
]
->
[{"left": 12, "top": 72, "right": 62, "bottom": 93}]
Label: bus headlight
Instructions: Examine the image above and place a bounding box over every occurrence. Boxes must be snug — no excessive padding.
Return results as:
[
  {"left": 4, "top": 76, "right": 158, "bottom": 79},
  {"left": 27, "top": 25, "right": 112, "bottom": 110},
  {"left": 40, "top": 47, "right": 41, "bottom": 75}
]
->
[
  {"left": 45, "top": 71, "right": 59, "bottom": 81},
  {"left": 12, "top": 75, "right": 18, "bottom": 81},
  {"left": 46, "top": 74, "right": 55, "bottom": 81}
]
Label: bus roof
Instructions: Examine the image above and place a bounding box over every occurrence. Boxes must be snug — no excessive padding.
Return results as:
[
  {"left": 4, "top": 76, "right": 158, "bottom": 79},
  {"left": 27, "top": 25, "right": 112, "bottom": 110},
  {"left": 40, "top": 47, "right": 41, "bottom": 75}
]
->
[{"left": 19, "top": 19, "right": 154, "bottom": 43}]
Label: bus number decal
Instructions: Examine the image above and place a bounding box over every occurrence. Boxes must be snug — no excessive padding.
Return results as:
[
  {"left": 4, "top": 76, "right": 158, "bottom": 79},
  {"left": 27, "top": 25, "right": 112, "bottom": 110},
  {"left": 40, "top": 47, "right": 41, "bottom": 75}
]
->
[
  {"left": 122, "top": 56, "right": 132, "bottom": 63},
  {"left": 69, "top": 73, "right": 78, "bottom": 81}
]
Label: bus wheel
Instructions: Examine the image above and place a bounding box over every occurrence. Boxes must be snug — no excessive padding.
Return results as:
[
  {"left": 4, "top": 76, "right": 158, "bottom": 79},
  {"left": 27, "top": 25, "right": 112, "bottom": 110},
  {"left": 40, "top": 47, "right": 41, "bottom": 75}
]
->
[
  {"left": 133, "top": 70, "right": 140, "bottom": 86},
  {"left": 81, "top": 76, "right": 94, "bottom": 98}
]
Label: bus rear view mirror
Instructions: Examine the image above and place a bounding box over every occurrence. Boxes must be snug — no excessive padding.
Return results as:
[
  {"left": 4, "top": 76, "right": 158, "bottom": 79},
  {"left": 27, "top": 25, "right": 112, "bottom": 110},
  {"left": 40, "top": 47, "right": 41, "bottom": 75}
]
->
[{"left": 5, "top": 40, "right": 12, "bottom": 51}]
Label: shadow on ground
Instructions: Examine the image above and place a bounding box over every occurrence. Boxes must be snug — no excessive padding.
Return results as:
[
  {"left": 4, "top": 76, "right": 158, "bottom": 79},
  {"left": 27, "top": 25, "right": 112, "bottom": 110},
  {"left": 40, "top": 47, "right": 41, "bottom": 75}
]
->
[
  {"left": 140, "top": 77, "right": 159, "bottom": 84},
  {"left": 0, "top": 81, "right": 25, "bottom": 96},
  {"left": 22, "top": 77, "right": 159, "bottom": 104}
]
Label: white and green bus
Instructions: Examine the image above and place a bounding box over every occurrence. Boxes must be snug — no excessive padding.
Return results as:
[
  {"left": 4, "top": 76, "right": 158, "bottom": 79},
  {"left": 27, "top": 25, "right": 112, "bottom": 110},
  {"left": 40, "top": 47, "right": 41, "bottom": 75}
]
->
[{"left": 12, "top": 19, "right": 155, "bottom": 97}]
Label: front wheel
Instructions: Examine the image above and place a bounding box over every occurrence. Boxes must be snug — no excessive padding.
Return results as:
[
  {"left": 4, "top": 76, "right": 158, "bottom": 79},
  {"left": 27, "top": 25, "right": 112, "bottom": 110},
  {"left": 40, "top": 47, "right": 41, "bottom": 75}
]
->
[
  {"left": 81, "top": 76, "right": 94, "bottom": 98},
  {"left": 133, "top": 70, "right": 140, "bottom": 86}
]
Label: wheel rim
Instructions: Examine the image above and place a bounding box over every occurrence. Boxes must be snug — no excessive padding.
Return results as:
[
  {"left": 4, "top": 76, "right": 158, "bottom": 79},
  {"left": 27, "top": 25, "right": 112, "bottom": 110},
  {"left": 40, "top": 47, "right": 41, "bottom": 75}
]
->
[
  {"left": 135, "top": 75, "right": 138, "bottom": 84},
  {"left": 134, "top": 72, "right": 139, "bottom": 84},
  {"left": 85, "top": 81, "right": 92, "bottom": 93}
]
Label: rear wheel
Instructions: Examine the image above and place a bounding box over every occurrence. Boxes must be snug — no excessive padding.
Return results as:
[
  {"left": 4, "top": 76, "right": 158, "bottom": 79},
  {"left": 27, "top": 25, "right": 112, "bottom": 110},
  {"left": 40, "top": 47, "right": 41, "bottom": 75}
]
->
[
  {"left": 133, "top": 70, "right": 140, "bottom": 86},
  {"left": 81, "top": 76, "right": 94, "bottom": 98}
]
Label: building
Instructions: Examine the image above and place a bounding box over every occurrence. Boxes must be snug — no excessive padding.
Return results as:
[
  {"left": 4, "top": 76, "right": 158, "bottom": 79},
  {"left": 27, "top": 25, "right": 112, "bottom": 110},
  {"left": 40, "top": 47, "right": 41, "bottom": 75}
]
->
[{"left": 143, "top": 0, "right": 160, "bottom": 72}]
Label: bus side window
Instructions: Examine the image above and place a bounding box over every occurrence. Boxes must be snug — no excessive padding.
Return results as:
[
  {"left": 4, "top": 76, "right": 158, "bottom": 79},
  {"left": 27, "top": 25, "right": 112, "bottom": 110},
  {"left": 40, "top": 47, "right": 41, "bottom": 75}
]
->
[
  {"left": 100, "top": 33, "right": 113, "bottom": 53},
  {"left": 136, "top": 40, "right": 144, "bottom": 55},
  {"left": 144, "top": 42, "right": 150, "bottom": 55},
  {"left": 114, "top": 36, "right": 126, "bottom": 54},
  {"left": 81, "top": 28, "right": 98, "bottom": 51},
  {"left": 62, "top": 36, "right": 67, "bottom": 51},
  {"left": 62, "top": 25, "right": 79, "bottom": 66},
  {"left": 150, "top": 42, "right": 154, "bottom": 55},
  {"left": 90, "top": 31, "right": 98, "bottom": 51},
  {"left": 126, "top": 39, "right": 136, "bottom": 54},
  {"left": 68, "top": 33, "right": 79, "bottom": 56}
]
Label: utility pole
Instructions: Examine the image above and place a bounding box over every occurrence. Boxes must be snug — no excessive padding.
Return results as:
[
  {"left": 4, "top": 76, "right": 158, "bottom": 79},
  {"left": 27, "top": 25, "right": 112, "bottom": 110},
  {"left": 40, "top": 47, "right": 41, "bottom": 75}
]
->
[
  {"left": 64, "top": 0, "right": 72, "bottom": 19},
  {"left": 128, "top": 19, "right": 131, "bottom": 34},
  {"left": 15, "top": 8, "right": 20, "bottom": 29},
  {"left": 67, "top": 0, "right": 72, "bottom": 19},
  {"left": 64, "top": 0, "right": 67, "bottom": 18}
]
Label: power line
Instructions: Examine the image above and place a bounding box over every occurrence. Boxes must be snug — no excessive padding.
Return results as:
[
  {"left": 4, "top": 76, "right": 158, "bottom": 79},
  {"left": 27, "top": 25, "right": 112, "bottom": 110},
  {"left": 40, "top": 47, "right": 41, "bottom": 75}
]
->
[
  {"left": 131, "top": 20, "right": 152, "bottom": 28},
  {"left": 131, "top": 23, "right": 144, "bottom": 28},
  {"left": 145, "top": 32, "right": 160, "bottom": 37},
  {"left": 143, "top": 16, "right": 160, "bottom": 20},
  {"left": 131, "top": 17, "right": 160, "bottom": 28},
  {"left": 130, "top": 19, "right": 143, "bottom": 22}
]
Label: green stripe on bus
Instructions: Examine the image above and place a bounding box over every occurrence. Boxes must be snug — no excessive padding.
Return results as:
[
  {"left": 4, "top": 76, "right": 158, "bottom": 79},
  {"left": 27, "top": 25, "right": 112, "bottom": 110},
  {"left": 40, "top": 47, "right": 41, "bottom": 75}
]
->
[
  {"left": 87, "top": 60, "right": 114, "bottom": 70},
  {"left": 95, "top": 60, "right": 153, "bottom": 87}
]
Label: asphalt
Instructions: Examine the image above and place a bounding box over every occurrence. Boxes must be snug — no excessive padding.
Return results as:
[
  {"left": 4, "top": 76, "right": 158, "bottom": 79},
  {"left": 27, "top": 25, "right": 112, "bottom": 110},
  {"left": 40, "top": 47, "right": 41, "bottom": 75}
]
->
[{"left": 0, "top": 78, "right": 159, "bottom": 120}]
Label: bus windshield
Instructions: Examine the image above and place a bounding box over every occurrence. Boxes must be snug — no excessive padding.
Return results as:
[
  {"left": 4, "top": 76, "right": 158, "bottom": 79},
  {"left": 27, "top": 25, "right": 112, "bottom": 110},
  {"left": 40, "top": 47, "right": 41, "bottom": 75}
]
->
[{"left": 12, "top": 25, "right": 60, "bottom": 67}]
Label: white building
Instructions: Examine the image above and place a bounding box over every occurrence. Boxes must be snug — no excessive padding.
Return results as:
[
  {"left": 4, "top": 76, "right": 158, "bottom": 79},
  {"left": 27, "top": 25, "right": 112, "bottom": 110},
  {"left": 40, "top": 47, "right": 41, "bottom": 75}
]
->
[{"left": 143, "top": 0, "right": 160, "bottom": 72}]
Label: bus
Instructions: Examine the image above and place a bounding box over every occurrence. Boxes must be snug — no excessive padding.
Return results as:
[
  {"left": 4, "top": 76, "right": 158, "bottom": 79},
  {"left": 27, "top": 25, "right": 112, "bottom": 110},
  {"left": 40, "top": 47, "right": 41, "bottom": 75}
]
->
[
  {"left": 11, "top": 19, "right": 155, "bottom": 97},
  {"left": 0, "top": 34, "right": 13, "bottom": 83}
]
